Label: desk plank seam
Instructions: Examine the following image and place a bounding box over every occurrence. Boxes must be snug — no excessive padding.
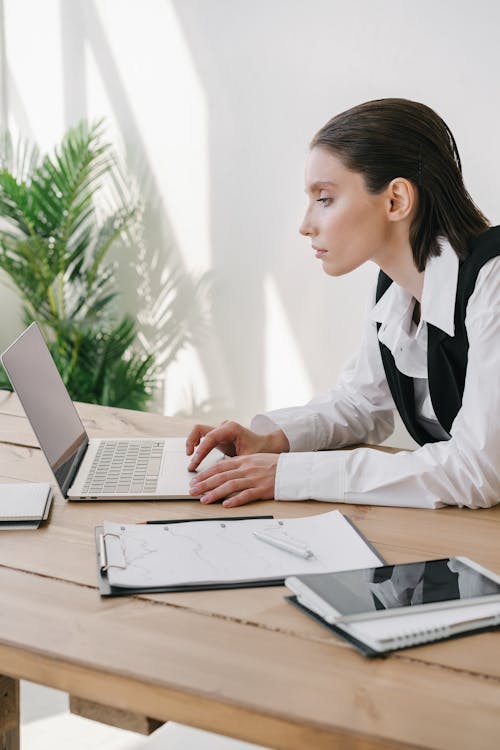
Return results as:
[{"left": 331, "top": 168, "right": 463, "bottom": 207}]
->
[
  {"left": 394, "top": 652, "right": 500, "bottom": 684},
  {"left": 4, "top": 562, "right": 499, "bottom": 690}
]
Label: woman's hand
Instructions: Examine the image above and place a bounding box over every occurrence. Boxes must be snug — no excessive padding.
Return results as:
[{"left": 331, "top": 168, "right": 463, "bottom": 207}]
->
[
  {"left": 186, "top": 421, "right": 288, "bottom": 471},
  {"left": 189, "top": 453, "right": 279, "bottom": 507}
]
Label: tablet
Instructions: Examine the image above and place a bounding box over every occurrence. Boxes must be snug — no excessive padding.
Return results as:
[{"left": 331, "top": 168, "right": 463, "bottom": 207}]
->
[{"left": 286, "top": 557, "right": 500, "bottom": 623}]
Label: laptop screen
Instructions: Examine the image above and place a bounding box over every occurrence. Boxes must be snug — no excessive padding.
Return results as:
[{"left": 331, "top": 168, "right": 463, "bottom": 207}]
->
[{"left": 1, "top": 323, "right": 88, "bottom": 495}]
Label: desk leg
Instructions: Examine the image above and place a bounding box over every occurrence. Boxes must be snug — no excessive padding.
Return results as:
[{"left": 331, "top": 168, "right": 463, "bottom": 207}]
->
[
  {"left": 69, "top": 696, "right": 163, "bottom": 735},
  {"left": 0, "top": 675, "right": 19, "bottom": 750}
]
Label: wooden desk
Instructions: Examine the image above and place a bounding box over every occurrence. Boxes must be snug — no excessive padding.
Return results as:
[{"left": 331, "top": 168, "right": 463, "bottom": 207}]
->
[{"left": 0, "top": 390, "right": 499, "bottom": 750}]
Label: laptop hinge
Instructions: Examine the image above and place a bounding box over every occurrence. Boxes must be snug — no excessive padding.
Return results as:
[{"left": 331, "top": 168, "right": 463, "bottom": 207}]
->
[{"left": 59, "top": 438, "right": 89, "bottom": 498}]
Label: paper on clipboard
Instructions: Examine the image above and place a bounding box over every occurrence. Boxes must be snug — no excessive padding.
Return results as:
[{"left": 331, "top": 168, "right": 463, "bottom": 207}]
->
[{"left": 99, "top": 510, "right": 383, "bottom": 590}]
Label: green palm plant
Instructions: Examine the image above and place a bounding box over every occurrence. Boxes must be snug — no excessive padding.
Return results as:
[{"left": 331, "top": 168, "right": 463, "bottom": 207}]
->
[{"left": 0, "top": 120, "right": 156, "bottom": 409}]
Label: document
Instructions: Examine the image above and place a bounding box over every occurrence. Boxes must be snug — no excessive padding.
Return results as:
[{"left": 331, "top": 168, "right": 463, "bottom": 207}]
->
[{"left": 97, "top": 510, "right": 384, "bottom": 593}]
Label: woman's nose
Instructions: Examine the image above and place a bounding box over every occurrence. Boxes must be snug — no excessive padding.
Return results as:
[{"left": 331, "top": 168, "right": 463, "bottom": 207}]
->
[{"left": 299, "top": 211, "right": 315, "bottom": 237}]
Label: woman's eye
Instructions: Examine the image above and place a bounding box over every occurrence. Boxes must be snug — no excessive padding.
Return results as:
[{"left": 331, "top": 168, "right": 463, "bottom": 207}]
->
[{"left": 316, "top": 197, "right": 332, "bottom": 206}]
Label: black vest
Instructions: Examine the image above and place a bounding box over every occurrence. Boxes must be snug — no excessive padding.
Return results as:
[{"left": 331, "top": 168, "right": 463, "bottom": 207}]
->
[{"left": 375, "top": 226, "right": 500, "bottom": 446}]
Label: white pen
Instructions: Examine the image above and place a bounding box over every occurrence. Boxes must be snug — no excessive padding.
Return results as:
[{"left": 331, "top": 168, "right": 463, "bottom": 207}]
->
[{"left": 253, "top": 531, "right": 314, "bottom": 559}]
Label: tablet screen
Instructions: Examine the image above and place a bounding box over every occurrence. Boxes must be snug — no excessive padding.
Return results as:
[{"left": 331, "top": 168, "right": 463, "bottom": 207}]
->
[{"left": 305, "top": 558, "right": 500, "bottom": 616}]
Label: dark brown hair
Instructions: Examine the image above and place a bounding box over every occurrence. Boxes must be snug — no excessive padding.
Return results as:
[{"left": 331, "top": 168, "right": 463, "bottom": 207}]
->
[{"left": 311, "top": 98, "right": 489, "bottom": 272}]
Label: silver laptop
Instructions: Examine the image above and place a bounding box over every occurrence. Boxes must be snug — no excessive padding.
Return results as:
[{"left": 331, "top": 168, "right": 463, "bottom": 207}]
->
[{"left": 1, "top": 323, "right": 222, "bottom": 500}]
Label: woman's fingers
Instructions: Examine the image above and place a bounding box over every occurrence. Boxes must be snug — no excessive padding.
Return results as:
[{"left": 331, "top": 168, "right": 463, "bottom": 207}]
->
[
  {"left": 190, "top": 454, "right": 278, "bottom": 506},
  {"left": 186, "top": 424, "right": 214, "bottom": 456},
  {"left": 222, "top": 489, "right": 261, "bottom": 508},
  {"left": 186, "top": 420, "right": 279, "bottom": 473},
  {"left": 187, "top": 422, "right": 241, "bottom": 471},
  {"left": 187, "top": 430, "right": 224, "bottom": 471},
  {"left": 198, "top": 478, "right": 251, "bottom": 504},
  {"left": 189, "top": 464, "right": 242, "bottom": 495}
]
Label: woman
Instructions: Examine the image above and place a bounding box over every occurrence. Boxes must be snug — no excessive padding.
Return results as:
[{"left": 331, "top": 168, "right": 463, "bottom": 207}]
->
[{"left": 186, "top": 98, "right": 499, "bottom": 510}]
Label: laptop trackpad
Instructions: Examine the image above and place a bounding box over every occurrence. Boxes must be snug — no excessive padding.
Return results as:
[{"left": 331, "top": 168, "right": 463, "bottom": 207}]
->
[{"left": 158, "top": 442, "right": 225, "bottom": 497}]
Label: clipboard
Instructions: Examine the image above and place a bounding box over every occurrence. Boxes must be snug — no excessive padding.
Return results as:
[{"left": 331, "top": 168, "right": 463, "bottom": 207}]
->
[
  {"left": 95, "top": 511, "right": 385, "bottom": 597},
  {"left": 95, "top": 516, "right": 281, "bottom": 596}
]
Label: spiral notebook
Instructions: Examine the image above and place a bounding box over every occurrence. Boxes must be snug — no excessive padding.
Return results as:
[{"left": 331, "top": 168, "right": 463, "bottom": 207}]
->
[
  {"left": 288, "top": 595, "right": 500, "bottom": 656},
  {"left": 286, "top": 557, "right": 500, "bottom": 656}
]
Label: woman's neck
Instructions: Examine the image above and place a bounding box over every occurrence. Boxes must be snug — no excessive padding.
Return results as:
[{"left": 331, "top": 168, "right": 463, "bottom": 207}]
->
[{"left": 375, "top": 233, "right": 424, "bottom": 301}]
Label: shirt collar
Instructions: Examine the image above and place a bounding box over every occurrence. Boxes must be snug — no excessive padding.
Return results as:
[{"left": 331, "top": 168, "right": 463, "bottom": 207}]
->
[
  {"left": 369, "top": 238, "right": 459, "bottom": 337},
  {"left": 420, "top": 239, "right": 458, "bottom": 336}
]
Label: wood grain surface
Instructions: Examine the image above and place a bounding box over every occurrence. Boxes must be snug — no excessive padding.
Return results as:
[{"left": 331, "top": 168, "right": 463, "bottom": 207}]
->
[{"left": 0, "top": 390, "right": 499, "bottom": 750}]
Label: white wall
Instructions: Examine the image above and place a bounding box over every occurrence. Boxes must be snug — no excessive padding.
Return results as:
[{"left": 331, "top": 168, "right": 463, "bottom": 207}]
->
[{"left": 1, "top": 0, "right": 499, "bottom": 447}]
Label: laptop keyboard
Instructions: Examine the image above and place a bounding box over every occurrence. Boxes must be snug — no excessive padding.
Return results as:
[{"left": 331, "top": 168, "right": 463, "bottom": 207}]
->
[{"left": 81, "top": 440, "right": 164, "bottom": 495}]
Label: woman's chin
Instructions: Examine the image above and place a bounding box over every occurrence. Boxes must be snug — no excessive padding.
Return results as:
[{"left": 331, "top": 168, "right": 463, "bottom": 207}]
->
[
  {"left": 321, "top": 256, "right": 365, "bottom": 277},
  {"left": 321, "top": 260, "right": 349, "bottom": 277}
]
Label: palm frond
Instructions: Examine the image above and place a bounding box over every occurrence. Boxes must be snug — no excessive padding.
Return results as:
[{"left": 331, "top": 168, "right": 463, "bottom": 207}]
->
[
  {"left": 0, "top": 120, "right": 161, "bottom": 410},
  {"left": 85, "top": 207, "right": 137, "bottom": 287},
  {"left": 0, "top": 131, "right": 41, "bottom": 180}
]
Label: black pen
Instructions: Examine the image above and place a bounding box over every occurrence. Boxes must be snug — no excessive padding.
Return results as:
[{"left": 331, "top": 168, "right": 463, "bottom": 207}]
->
[{"left": 144, "top": 515, "right": 274, "bottom": 524}]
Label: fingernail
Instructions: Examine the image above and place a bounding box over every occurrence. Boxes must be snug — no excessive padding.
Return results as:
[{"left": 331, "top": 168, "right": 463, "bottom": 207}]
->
[{"left": 200, "top": 495, "right": 209, "bottom": 504}]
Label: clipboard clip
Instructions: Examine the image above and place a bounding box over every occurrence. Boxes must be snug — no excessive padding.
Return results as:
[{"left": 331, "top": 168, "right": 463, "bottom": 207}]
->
[{"left": 99, "top": 532, "right": 127, "bottom": 573}]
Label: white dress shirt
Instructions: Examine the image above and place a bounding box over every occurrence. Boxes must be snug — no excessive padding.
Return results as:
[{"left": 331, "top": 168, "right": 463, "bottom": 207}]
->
[{"left": 252, "top": 242, "right": 500, "bottom": 510}]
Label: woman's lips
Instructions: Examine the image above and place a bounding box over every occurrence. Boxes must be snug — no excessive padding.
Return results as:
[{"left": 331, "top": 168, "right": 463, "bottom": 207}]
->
[{"left": 313, "top": 247, "right": 328, "bottom": 259}]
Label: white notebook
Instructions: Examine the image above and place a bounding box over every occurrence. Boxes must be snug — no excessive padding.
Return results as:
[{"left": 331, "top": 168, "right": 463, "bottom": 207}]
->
[
  {"left": 343, "top": 601, "right": 500, "bottom": 652},
  {"left": 0, "top": 482, "right": 53, "bottom": 527}
]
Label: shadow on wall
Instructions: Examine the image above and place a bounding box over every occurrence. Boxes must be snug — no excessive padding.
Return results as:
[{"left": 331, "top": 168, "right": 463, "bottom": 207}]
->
[
  {"left": 59, "top": 0, "right": 211, "bottom": 412},
  {"left": 169, "top": 0, "right": 378, "bottom": 422},
  {"left": 165, "top": 0, "right": 421, "bottom": 450},
  {"left": 2, "top": 0, "right": 212, "bottom": 412},
  {"left": 3, "top": 0, "right": 418, "bottom": 442}
]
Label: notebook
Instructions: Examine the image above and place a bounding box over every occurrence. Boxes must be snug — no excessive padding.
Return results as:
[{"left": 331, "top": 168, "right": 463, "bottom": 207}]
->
[
  {"left": 0, "top": 482, "right": 53, "bottom": 529},
  {"left": 1, "top": 322, "right": 223, "bottom": 501},
  {"left": 288, "top": 596, "right": 500, "bottom": 656},
  {"left": 96, "top": 510, "right": 385, "bottom": 596},
  {"left": 286, "top": 557, "right": 500, "bottom": 656}
]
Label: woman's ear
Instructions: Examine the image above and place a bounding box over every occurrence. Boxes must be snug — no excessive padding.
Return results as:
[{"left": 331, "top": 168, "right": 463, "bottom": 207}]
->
[{"left": 387, "top": 178, "right": 416, "bottom": 222}]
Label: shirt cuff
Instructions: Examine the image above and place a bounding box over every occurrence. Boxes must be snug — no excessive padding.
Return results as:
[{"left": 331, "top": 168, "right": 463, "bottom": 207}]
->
[
  {"left": 251, "top": 409, "right": 325, "bottom": 452},
  {"left": 275, "top": 451, "right": 346, "bottom": 501}
]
